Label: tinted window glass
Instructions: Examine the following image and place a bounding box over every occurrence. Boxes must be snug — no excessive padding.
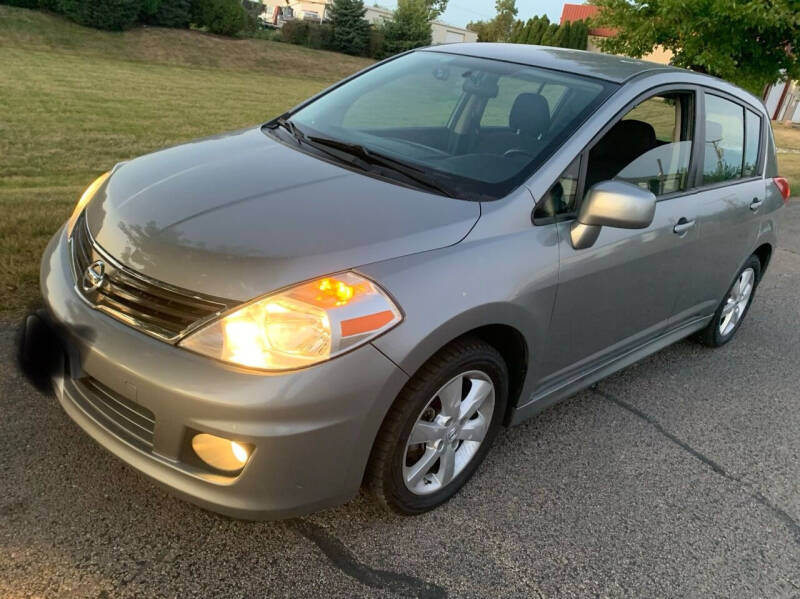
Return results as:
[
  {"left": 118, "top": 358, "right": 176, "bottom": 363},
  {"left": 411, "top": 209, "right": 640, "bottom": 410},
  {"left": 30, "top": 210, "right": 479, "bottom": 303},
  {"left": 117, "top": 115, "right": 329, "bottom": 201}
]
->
[
  {"left": 288, "top": 51, "right": 613, "bottom": 201},
  {"left": 343, "top": 70, "right": 464, "bottom": 129},
  {"left": 743, "top": 109, "right": 761, "bottom": 177},
  {"left": 534, "top": 156, "right": 580, "bottom": 221},
  {"left": 481, "top": 81, "right": 566, "bottom": 127},
  {"left": 703, "top": 94, "right": 744, "bottom": 184},
  {"left": 585, "top": 92, "right": 694, "bottom": 196}
]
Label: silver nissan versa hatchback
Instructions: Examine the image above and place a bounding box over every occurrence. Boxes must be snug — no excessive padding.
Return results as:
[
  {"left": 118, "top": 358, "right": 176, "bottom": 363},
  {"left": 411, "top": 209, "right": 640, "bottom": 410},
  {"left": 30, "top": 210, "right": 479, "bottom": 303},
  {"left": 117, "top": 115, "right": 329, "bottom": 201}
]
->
[{"left": 26, "top": 44, "right": 789, "bottom": 518}]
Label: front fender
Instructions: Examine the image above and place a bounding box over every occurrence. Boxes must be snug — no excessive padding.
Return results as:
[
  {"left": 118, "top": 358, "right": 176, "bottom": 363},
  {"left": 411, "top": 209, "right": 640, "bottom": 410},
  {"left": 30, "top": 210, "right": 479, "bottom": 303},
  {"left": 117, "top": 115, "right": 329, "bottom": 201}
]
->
[{"left": 359, "top": 224, "right": 559, "bottom": 414}]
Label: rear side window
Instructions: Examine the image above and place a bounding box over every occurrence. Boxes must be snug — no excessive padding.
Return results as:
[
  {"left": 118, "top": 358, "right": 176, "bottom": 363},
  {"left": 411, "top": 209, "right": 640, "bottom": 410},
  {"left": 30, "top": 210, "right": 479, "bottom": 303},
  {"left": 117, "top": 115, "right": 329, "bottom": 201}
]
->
[
  {"left": 703, "top": 94, "right": 745, "bottom": 184},
  {"left": 743, "top": 109, "right": 761, "bottom": 177}
]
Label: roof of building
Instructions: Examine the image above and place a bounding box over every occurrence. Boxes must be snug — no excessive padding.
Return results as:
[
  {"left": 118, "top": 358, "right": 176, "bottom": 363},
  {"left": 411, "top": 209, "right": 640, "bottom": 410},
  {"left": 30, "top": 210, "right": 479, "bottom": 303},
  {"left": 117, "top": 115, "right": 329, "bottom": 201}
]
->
[
  {"left": 559, "top": 3, "right": 617, "bottom": 38},
  {"left": 424, "top": 43, "right": 680, "bottom": 83}
]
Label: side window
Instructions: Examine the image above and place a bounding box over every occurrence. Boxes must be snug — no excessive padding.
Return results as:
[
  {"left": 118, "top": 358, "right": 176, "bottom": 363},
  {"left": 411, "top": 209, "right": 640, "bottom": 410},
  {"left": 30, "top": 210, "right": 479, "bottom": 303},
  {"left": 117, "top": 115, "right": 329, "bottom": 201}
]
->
[
  {"left": 533, "top": 156, "right": 580, "bottom": 222},
  {"left": 584, "top": 92, "right": 694, "bottom": 196},
  {"left": 703, "top": 94, "right": 744, "bottom": 184},
  {"left": 743, "top": 109, "right": 761, "bottom": 177}
]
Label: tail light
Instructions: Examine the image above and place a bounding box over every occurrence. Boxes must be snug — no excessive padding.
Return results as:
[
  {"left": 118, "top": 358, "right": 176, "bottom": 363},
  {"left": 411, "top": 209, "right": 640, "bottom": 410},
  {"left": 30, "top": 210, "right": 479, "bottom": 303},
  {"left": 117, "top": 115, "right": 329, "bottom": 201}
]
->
[{"left": 773, "top": 177, "right": 791, "bottom": 204}]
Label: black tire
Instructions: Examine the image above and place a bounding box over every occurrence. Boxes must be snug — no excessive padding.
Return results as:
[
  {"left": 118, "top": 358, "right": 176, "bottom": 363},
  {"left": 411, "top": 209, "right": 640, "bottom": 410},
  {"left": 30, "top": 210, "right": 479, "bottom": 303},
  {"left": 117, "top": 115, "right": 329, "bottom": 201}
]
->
[
  {"left": 696, "top": 254, "right": 761, "bottom": 347},
  {"left": 366, "top": 336, "right": 509, "bottom": 515}
]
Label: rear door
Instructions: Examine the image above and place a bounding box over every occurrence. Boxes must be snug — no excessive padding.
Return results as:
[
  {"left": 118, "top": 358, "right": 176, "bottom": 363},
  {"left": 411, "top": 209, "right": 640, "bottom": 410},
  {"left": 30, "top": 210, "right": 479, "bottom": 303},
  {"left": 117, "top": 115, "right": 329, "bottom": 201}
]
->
[{"left": 669, "top": 91, "right": 765, "bottom": 323}]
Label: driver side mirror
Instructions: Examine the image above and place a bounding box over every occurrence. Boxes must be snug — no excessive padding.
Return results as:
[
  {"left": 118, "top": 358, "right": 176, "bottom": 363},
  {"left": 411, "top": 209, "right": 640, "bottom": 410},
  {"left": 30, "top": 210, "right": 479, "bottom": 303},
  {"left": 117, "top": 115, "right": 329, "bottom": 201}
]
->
[{"left": 570, "top": 180, "right": 656, "bottom": 250}]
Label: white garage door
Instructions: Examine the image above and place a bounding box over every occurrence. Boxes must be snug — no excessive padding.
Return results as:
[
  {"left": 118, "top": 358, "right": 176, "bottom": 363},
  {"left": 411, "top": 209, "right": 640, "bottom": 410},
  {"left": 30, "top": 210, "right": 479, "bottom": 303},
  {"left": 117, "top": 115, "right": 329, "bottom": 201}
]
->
[{"left": 445, "top": 30, "right": 465, "bottom": 44}]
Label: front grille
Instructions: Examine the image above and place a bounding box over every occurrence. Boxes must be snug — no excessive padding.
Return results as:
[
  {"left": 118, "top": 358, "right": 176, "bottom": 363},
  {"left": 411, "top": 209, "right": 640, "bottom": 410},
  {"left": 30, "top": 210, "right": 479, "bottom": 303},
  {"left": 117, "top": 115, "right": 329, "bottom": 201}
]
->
[
  {"left": 70, "top": 214, "right": 234, "bottom": 341},
  {"left": 71, "top": 376, "right": 156, "bottom": 451}
]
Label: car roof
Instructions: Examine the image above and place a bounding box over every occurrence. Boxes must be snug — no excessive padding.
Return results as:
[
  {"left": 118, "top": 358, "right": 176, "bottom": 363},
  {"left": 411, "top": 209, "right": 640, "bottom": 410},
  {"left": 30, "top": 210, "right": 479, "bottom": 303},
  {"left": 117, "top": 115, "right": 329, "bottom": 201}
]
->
[{"left": 423, "top": 43, "right": 682, "bottom": 84}]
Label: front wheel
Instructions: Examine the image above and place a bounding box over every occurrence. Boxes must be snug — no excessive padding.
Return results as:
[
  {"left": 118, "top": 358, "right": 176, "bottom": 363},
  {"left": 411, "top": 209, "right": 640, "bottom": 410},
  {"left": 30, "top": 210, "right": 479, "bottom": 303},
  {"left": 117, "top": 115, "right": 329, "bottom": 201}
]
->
[
  {"left": 366, "top": 337, "right": 508, "bottom": 515},
  {"left": 697, "top": 255, "right": 761, "bottom": 347}
]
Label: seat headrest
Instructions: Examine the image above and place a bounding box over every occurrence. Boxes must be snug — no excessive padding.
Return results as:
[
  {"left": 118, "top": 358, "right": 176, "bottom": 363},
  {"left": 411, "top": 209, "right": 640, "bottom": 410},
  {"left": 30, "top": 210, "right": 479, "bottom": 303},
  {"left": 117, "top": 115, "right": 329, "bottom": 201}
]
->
[
  {"left": 509, "top": 93, "right": 550, "bottom": 138},
  {"left": 592, "top": 119, "right": 657, "bottom": 163}
]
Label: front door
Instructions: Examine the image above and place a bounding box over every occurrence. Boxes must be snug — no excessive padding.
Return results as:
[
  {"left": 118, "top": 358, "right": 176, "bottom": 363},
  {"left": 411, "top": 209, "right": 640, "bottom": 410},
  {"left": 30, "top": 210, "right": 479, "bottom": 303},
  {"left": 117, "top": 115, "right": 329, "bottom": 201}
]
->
[{"left": 536, "top": 88, "right": 703, "bottom": 391}]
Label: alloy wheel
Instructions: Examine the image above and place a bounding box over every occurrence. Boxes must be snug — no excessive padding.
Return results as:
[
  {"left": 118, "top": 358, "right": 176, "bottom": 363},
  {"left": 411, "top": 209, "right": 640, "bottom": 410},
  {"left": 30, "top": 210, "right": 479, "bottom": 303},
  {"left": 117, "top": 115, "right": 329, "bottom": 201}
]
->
[
  {"left": 403, "top": 370, "right": 495, "bottom": 495},
  {"left": 719, "top": 267, "right": 755, "bottom": 337}
]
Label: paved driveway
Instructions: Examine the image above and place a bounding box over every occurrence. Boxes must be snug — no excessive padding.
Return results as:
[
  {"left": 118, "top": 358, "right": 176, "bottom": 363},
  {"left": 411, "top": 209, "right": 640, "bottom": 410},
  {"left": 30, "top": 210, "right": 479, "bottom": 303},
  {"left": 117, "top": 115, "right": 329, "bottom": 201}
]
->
[{"left": 2, "top": 203, "right": 799, "bottom": 598}]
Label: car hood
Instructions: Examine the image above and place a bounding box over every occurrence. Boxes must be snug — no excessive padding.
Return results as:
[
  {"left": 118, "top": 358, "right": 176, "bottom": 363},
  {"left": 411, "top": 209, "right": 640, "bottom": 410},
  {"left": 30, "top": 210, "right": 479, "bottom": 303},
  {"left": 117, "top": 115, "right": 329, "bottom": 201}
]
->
[{"left": 86, "top": 127, "right": 479, "bottom": 301}]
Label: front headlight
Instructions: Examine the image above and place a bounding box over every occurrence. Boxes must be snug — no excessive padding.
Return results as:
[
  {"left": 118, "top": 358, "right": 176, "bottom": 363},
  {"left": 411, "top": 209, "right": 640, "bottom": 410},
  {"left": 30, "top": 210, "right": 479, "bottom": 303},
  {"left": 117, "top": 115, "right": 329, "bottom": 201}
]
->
[
  {"left": 65, "top": 171, "right": 110, "bottom": 238},
  {"left": 179, "top": 272, "right": 402, "bottom": 371}
]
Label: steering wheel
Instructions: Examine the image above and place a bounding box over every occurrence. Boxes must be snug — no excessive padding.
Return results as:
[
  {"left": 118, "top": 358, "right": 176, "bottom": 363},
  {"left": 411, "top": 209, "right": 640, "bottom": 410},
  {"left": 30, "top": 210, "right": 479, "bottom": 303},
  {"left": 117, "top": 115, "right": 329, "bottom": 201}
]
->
[{"left": 503, "top": 148, "right": 534, "bottom": 160}]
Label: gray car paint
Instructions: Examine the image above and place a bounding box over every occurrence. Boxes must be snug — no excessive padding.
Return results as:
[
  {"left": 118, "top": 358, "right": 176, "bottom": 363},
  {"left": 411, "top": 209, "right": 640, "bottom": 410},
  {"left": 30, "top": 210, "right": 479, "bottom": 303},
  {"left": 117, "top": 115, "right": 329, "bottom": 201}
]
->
[
  {"left": 86, "top": 127, "right": 479, "bottom": 301},
  {"left": 40, "top": 46, "right": 784, "bottom": 518}
]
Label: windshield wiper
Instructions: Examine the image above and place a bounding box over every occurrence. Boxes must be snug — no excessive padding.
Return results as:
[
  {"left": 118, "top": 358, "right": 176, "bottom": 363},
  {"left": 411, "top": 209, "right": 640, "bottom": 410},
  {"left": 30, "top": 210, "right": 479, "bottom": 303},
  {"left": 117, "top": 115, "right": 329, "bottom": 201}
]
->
[
  {"left": 272, "top": 116, "right": 306, "bottom": 145},
  {"left": 305, "top": 135, "right": 456, "bottom": 198}
]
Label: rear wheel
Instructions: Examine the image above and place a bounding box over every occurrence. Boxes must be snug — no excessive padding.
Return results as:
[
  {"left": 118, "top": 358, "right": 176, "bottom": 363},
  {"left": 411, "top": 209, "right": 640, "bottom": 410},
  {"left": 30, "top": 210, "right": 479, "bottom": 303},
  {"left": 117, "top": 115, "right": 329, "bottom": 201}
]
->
[
  {"left": 697, "top": 255, "right": 761, "bottom": 347},
  {"left": 366, "top": 337, "right": 508, "bottom": 515}
]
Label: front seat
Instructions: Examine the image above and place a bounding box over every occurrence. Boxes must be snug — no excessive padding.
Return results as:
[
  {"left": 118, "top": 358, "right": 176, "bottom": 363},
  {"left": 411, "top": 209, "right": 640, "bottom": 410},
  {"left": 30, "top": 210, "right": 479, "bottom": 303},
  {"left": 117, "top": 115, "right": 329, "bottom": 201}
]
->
[
  {"left": 585, "top": 119, "right": 657, "bottom": 189},
  {"left": 479, "top": 93, "right": 551, "bottom": 157}
]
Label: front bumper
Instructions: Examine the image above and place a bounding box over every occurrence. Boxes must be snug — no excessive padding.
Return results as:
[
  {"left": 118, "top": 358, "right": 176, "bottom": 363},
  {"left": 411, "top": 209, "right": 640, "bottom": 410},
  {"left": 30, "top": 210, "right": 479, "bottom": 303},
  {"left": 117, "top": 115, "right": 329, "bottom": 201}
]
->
[{"left": 38, "top": 229, "right": 409, "bottom": 520}]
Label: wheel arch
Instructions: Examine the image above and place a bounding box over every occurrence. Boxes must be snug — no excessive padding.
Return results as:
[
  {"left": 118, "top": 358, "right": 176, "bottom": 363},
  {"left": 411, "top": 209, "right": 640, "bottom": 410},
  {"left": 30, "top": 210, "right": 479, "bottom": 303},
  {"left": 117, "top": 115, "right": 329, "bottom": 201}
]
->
[{"left": 753, "top": 242, "right": 773, "bottom": 276}]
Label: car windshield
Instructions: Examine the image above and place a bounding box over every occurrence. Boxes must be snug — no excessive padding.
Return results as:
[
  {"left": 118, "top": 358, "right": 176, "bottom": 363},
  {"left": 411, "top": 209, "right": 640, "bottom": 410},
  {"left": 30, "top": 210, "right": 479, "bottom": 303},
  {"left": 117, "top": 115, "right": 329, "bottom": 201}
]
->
[{"left": 278, "top": 50, "right": 615, "bottom": 201}]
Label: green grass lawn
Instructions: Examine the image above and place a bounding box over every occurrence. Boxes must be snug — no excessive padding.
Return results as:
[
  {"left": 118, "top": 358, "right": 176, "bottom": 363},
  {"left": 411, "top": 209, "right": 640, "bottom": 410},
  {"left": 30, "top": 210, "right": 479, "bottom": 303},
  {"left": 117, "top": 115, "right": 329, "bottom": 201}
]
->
[
  {"left": 0, "top": 6, "right": 372, "bottom": 321},
  {"left": 771, "top": 122, "right": 800, "bottom": 192}
]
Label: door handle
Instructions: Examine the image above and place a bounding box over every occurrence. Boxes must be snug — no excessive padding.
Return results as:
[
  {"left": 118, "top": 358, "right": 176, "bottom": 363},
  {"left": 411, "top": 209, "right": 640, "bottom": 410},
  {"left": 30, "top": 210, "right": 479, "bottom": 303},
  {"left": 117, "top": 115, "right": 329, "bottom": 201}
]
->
[
  {"left": 673, "top": 217, "right": 696, "bottom": 235},
  {"left": 750, "top": 197, "right": 764, "bottom": 211}
]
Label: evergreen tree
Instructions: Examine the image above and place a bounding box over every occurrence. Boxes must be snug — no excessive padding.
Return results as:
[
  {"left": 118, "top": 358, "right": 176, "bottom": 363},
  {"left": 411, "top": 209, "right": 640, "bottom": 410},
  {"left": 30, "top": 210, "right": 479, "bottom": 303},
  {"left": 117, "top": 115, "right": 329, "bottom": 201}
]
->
[
  {"left": 553, "top": 20, "right": 570, "bottom": 47},
  {"left": 539, "top": 22, "right": 558, "bottom": 46},
  {"left": 519, "top": 16, "right": 536, "bottom": 44},
  {"left": 508, "top": 19, "right": 524, "bottom": 43},
  {"left": 526, "top": 15, "right": 548, "bottom": 44},
  {"left": 328, "top": 0, "right": 369, "bottom": 55},
  {"left": 382, "top": 0, "right": 432, "bottom": 56},
  {"left": 568, "top": 20, "right": 588, "bottom": 49}
]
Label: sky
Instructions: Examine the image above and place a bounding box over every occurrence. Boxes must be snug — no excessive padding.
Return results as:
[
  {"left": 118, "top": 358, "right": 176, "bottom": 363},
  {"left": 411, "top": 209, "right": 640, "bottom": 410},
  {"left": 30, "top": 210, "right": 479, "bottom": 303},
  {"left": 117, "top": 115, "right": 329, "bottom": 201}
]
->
[{"left": 374, "top": 0, "right": 568, "bottom": 29}]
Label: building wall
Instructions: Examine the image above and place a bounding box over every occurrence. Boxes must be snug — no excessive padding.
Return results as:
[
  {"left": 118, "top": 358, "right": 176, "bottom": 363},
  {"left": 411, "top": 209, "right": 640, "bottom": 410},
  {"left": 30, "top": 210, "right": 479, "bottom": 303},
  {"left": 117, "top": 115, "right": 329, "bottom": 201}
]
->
[
  {"left": 431, "top": 23, "right": 478, "bottom": 44},
  {"left": 764, "top": 80, "right": 800, "bottom": 123},
  {"left": 586, "top": 35, "right": 673, "bottom": 65}
]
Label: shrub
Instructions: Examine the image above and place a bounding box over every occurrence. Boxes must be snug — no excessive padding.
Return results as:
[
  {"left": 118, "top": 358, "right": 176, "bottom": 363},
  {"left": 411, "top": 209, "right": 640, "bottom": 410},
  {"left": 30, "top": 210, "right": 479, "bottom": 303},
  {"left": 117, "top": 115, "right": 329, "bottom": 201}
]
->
[
  {"left": 280, "top": 19, "right": 310, "bottom": 45},
  {"left": 143, "top": 0, "right": 191, "bottom": 28},
  {"left": 56, "top": 0, "right": 143, "bottom": 30},
  {"left": 367, "top": 26, "right": 384, "bottom": 58},
  {"left": 0, "top": 0, "right": 42, "bottom": 8},
  {"left": 191, "top": 0, "right": 247, "bottom": 36}
]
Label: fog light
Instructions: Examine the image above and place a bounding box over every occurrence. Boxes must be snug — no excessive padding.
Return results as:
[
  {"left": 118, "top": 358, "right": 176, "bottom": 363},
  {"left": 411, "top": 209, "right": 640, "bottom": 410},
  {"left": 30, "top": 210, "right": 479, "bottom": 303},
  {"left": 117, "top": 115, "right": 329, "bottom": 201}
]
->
[{"left": 191, "top": 433, "right": 251, "bottom": 472}]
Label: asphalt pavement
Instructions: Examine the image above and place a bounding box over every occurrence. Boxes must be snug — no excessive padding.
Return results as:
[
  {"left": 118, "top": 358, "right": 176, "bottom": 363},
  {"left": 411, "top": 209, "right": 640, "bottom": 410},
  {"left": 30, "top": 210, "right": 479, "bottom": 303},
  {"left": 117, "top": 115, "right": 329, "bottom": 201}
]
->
[{"left": 1, "top": 202, "right": 799, "bottom": 598}]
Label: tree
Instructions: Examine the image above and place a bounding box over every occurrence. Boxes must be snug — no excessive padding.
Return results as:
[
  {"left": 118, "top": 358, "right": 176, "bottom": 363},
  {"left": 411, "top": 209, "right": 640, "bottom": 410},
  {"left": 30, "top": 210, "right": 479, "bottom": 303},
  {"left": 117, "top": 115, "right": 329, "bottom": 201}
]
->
[
  {"left": 56, "top": 0, "right": 143, "bottom": 30},
  {"left": 466, "top": 0, "right": 516, "bottom": 43},
  {"left": 491, "top": 0, "right": 518, "bottom": 42},
  {"left": 553, "top": 20, "right": 571, "bottom": 47},
  {"left": 590, "top": 0, "right": 800, "bottom": 94},
  {"left": 328, "top": 0, "right": 369, "bottom": 55},
  {"left": 539, "top": 22, "right": 558, "bottom": 46},
  {"left": 382, "top": 0, "right": 433, "bottom": 56},
  {"left": 508, "top": 19, "right": 524, "bottom": 43},
  {"left": 191, "top": 0, "right": 247, "bottom": 36},
  {"left": 568, "top": 19, "right": 588, "bottom": 49},
  {"left": 466, "top": 19, "right": 494, "bottom": 42},
  {"left": 142, "top": 0, "right": 191, "bottom": 28},
  {"left": 526, "top": 15, "right": 548, "bottom": 44}
]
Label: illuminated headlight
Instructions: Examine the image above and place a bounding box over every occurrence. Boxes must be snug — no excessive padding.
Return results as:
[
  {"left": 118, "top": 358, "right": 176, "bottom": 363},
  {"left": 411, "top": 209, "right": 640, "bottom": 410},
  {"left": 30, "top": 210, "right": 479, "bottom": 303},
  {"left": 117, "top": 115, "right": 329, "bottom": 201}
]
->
[
  {"left": 179, "top": 272, "right": 402, "bottom": 371},
  {"left": 65, "top": 171, "right": 110, "bottom": 238}
]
